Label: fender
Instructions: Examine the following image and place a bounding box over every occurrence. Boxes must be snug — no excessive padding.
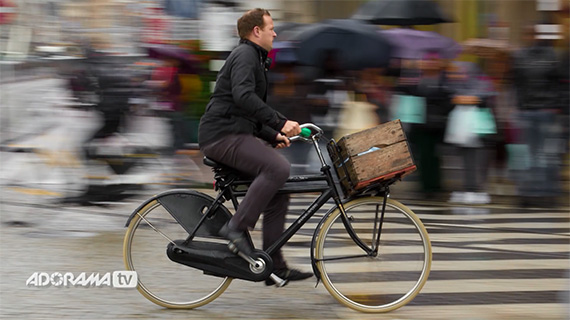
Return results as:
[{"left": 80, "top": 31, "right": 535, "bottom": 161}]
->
[
  {"left": 124, "top": 189, "right": 226, "bottom": 229},
  {"left": 126, "top": 189, "right": 192, "bottom": 227},
  {"left": 125, "top": 188, "right": 256, "bottom": 254}
]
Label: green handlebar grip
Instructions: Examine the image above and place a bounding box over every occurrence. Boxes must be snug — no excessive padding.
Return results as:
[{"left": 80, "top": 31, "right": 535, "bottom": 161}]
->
[{"left": 300, "top": 127, "right": 312, "bottom": 138}]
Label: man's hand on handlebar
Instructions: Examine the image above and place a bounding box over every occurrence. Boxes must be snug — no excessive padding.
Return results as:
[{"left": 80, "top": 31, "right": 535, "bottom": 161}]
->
[
  {"left": 274, "top": 123, "right": 322, "bottom": 147},
  {"left": 281, "top": 120, "right": 301, "bottom": 137},
  {"left": 274, "top": 133, "right": 291, "bottom": 149}
]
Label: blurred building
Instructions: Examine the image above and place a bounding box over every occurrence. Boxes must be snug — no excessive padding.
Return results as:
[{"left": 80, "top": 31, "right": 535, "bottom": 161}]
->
[{"left": 1, "top": 0, "right": 566, "bottom": 59}]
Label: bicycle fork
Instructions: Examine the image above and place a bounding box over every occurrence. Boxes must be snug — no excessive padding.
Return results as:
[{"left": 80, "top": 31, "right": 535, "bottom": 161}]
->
[
  {"left": 370, "top": 191, "right": 389, "bottom": 255},
  {"left": 338, "top": 190, "right": 389, "bottom": 257}
]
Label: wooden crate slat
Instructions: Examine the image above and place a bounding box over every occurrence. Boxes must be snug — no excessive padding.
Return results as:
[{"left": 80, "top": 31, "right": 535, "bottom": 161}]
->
[
  {"left": 337, "top": 119, "right": 407, "bottom": 156},
  {"left": 350, "top": 141, "right": 414, "bottom": 182},
  {"left": 332, "top": 119, "right": 416, "bottom": 195},
  {"left": 353, "top": 165, "right": 417, "bottom": 190}
]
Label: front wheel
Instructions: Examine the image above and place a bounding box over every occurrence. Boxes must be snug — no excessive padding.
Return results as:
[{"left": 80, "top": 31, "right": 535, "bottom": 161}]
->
[
  {"left": 314, "top": 197, "right": 431, "bottom": 313},
  {"left": 123, "top": 191, "right": 232, "bottom": 309}
]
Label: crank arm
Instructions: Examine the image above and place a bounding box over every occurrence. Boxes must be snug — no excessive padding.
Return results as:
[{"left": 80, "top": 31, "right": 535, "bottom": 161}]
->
[
  {"left": 235, "top": 250, "right": 261, "bottom": 268},
  {"left": 230, "top": 243, "right": 269, "bottom": 273},
  {"left": 230, "top": 243, "right": 287, "bottom": 287},
  {"left": 238, "top": 250, "right": 287, "bottom": 286}
]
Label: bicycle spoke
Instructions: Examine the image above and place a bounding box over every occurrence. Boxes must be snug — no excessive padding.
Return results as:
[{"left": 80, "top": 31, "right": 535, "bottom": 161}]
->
[
  {"left": 315, "top": 197, "right": 431, "bottom": 313},
  {"left": 124, "top": 194, "right": 232, "bottom": 309},
  {"left": 316, "top": 254, "right": 371, "bottom": 262},
  {"left": 136, "top": 211, "right": 177, "bottom": 245}
]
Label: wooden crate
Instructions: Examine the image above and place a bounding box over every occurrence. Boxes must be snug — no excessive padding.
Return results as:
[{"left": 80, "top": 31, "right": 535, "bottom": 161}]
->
[{"left": 331, "top": 119, "right": 416, "bottom": 195}]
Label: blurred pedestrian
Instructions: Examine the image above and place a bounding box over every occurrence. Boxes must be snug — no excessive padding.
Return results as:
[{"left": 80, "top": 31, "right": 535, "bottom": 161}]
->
[
  {"left": 309, "top": 49, "right": 351, "bottom": 135},
  {"left": 149, "top": 58, "right": 185, "bottom": 154},
  {"left": 445, "top": 62, "right": 497, "bottom": 204},
  {"left": 511, "top": 25, "right": 564, "bottom": 206},
  {"left": 354, "top": 67, "right": 392, "bottom": 123},
  {"left": 268, "top": 62, "right": 313, "bottom": 174},
  {"left": 82, "top": 49, "right": 132, "bottom": 160},
  {"left": 399, "top": 52, "right": 454, "bottom": 199}
]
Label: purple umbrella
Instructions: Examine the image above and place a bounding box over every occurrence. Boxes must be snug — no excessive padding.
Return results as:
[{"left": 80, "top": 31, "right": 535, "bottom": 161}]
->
[
  {"left": 379, "top": 28, "right": 461, "bottom": 59},
  {"left": 146, "top": 44, "right": 201, "bottom": 73}
]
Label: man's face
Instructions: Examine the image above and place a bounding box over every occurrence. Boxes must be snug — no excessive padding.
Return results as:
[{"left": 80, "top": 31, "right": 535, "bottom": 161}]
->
[{"left": 257, "top": 15, "right": 276, "bottom": 51}]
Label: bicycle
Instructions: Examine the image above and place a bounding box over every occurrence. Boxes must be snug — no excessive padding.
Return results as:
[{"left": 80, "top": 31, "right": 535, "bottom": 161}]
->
[{"left": 123, "top": 123, "right": 432, "bottom": 313}]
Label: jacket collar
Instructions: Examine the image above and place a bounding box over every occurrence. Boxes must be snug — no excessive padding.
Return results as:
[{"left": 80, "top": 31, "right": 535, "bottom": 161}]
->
[{"left": 239, "top": 38, "right": 269, "bottom": 61}]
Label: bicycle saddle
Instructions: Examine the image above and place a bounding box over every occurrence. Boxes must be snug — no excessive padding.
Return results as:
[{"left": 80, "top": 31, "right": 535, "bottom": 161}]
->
[
  {"left": 203, "top": 157, "right": 252, "bottom": 180},
  {"left": 203, "top": 156, "right": 222, "bottom": 168}
]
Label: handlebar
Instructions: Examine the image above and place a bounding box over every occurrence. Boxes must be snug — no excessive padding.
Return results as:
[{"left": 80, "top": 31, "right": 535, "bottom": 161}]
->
[{"left": 289, "top": 123, "right": 324, "bottom": 143}]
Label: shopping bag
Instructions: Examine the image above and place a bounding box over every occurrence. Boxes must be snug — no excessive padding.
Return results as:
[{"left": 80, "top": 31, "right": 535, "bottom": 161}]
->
[
  {"left": 334, "top": 98, "right": 380, "bottom": 140},
  {"left": 391, "top": 94, "right": 426, "bottom": 124},
  {"left": 444, "top": 105, "right": 479, "bottom": 146},
  {"left": 473, "top": 108, "right": 497, "bottom": 135},
  {"left": 506, "top": 144, "right": 531, "bottom": 171}
]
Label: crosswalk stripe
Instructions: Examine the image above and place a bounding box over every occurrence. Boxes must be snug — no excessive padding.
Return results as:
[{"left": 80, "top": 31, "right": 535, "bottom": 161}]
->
[
  {"left": 269, "top": 195, "right": 569, "bottom": 309},
  {"left": 287, "top": 259, "right": 569, "bottom": 272},
  {"left": 316, "top": 279, "right": 569, "bottom": 294}
]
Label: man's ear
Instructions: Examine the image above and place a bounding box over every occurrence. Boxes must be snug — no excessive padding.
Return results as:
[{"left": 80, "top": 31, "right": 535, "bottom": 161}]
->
[{"left": 252, "top": 26, "right": 261, "bottom": 38}]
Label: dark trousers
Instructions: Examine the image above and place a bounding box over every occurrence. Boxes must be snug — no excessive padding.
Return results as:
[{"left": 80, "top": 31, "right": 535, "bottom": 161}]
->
[
  {"left": 458, "top": 146, "right": 491, "bottom": 192},
  {"left": 83, "top": 110, "right": 124, "bottom": 159},
  {"left": 201, "top": 134, "right": 291, "bottom": 269},
  {"left": 93, "top": 111, "right": 124, "bottom": 139},
  {"left": 409, "top": 127, "right": 443, "bottom": 193},
  {"left": 517, "top": 110, "right": 562, "bottom": 197},
  {"left": 159, "top": 110, "right": 185, "bottom": 154}
]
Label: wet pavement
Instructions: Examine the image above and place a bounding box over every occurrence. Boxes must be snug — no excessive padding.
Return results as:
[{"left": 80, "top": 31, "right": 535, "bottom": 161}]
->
[
  {"left": 1, "top": 185, "right": 569, "bottom": 320},
  {"left": 1, "top": 75, "right": 569, "bottom": 319}
]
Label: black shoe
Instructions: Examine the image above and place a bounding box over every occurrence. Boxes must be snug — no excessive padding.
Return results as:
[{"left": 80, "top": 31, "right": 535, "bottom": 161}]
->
[
  {"left": 265, "top": 268, "right": 313, "bottom": 286},
  {"left": 218, "top": 222, "right": 254, "bottom": 256}
]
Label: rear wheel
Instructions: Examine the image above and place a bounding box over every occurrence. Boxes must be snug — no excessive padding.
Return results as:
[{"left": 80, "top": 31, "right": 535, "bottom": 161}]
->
[
  {"left": 314, "top": 197, "right": 431, "bottom": 313},
  {"left": 123, "top": 192, "right": 232, "bottom": 309}
]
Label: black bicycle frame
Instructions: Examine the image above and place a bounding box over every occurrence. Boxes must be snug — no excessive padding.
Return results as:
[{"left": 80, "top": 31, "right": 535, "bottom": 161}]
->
[
  {"left": 227, "top": 172, "right": 337, "bottom": 258},
  {"left": 202, "top": 139, "right": 377, "bottom": 260}
]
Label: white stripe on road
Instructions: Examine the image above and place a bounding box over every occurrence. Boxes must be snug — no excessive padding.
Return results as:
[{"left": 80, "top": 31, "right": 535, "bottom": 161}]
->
[
  {"left": 297, "top": 259, "right": 568, "bottom": 272},
  {"left": 319, "top": 278, "right": 569, "bottom": 295}
]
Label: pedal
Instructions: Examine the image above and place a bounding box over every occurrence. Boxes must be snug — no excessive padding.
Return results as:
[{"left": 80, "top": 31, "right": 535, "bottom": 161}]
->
[{"left": 269, "top": 273, "right": 288, "bottom": 287}]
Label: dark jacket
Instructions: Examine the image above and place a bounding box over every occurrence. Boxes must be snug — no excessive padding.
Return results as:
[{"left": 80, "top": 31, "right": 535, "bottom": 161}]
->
[
  {"left": 94, "top": 62, "right": 133, "bottom": 114},
  {"left": 198, "top": 39, "right": 287, "bottom": 147},
  {"left": 513, "top": 44, "right": 560, "bottom": 110}
]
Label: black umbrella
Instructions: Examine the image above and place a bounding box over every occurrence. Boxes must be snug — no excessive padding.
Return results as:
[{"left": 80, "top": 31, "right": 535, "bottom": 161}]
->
[
  {"left": 274, "top": 22, "right": 305, "bottom": 36},
  {"left": 351, "top": 0, "right": 453, "bottom": 26},
  {"left": 280, "top": 19, "right": 392, "bottom": 70}
]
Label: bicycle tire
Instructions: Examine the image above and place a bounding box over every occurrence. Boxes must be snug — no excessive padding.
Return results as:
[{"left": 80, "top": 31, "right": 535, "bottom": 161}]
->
[
  {"left": 123, "top": 190, "right": 232, "bottom": 309},
  {"left": 314, "top": 197, "right": 431, "bottom": 313}
]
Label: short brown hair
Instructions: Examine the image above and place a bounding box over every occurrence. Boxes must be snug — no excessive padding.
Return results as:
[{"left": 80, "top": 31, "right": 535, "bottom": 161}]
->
[{"left": 237, "top": 8, "right": 271, "bottom": 40}]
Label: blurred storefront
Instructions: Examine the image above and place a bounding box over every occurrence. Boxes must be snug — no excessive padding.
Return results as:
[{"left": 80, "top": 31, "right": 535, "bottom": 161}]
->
[{"left": 1, "top": 0, "right": 566, "bottom": 59}]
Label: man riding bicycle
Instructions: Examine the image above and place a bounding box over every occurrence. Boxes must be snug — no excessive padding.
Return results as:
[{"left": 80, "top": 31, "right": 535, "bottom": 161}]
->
[{"left": 197, "top": 8, "right": 312, "bottom": 285}]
